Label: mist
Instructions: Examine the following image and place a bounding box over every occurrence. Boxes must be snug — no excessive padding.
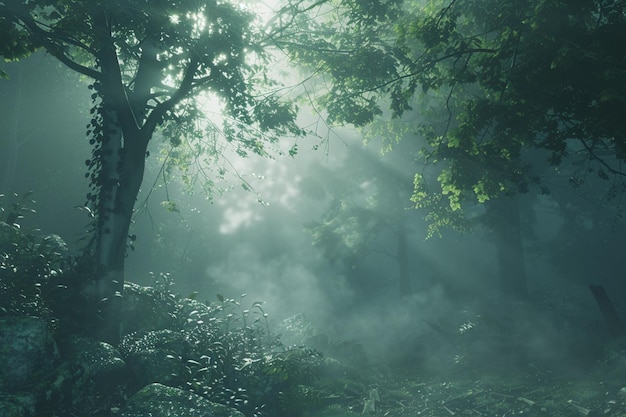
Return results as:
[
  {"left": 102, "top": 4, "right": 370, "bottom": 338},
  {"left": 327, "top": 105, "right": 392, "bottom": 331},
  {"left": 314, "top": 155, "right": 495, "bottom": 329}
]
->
[
  {"left": 3, "top": 3, "right": 626, "bottom": 413},
  {"left": 3, "top": 54, "right": 618, "bottom": 374}
]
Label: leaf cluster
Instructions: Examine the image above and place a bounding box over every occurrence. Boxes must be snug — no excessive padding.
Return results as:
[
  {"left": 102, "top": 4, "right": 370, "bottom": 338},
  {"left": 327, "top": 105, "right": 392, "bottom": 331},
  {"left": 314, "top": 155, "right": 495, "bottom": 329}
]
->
[
  {"left": 286, "top": 0, "right": 626, "bottom": 233},
  {"left": 0, "top": 194, "right": 69, "bottom": 321},
  {"left": 1, "top": 0, "right": 308, "bottom": 210},
  {"left": 402, "top": 0, "right": 626, "bottom": 228}
]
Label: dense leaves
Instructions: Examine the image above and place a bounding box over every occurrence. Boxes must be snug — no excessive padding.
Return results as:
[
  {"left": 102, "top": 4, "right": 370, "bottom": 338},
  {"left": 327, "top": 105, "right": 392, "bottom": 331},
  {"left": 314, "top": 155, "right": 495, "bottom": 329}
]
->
[
  {"left": 0, "top": 0, "right": 308, "bottom": 329},
  {"left": 0, "top": 194, "right": 67, "bottom": 319},
  {"left": 283, "top": 0, "right": 626, "bottom": 232}
]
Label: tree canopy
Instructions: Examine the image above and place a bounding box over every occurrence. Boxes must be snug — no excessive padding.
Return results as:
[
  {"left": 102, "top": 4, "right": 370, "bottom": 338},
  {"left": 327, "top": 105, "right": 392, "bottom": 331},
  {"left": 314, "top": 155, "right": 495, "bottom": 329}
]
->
[
  {"left": 0, "top": 0, "right": 306, "bottom": 342},
  {"left": 282, "top": 0, "right": 626, "bottom": 233},
  {"left": 2, "top": 0, "right": 625, "bottom": 339}
]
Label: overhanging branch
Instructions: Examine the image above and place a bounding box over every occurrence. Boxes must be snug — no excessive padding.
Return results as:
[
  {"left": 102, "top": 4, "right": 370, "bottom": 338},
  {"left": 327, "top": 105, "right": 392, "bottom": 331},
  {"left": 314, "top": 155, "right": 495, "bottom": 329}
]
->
[
  {"left": 579, "top": 138, "right": 626, "bottom": 177},
  {"left": 12, "top": 11, "right": 100, "bottom": 79},
  {"left": 142, "top": 59, "right": 198, "bottom": 137}
]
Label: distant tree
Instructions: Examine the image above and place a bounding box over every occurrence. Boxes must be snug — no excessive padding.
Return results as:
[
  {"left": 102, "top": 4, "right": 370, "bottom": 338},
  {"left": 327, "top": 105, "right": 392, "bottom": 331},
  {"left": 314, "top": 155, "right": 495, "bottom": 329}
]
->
[
  {"left": 0, "top": 55, "right": 89, "bottom": 212},
  {"left": 304, "top": 145, "right": 418, "bottom": 295},
  {"left": 0, "top": 0, "right": 305, "bottom": 343}
]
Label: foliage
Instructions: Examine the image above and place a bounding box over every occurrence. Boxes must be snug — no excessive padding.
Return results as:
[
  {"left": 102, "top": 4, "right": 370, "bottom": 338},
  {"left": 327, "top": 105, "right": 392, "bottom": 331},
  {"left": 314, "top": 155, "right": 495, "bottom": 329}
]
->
[
  {"left": 398, "top": 0, "right": 626, "bottom": 232},
  {"left": 0, "top": 193, "right": 68, "bottom": 320},
  {"left": 305, "top": 146, "right": 410, "bottom": 256},
  {"left": 308, "top": 196, "right": 383, "bottom": 266},
  {"left": 117, "top": 291, "right": 325, "bottom": 417},
  {"left": 0, "top": 0, "right": 312, "bottom": 330},
  {"left": 273, "top": 0, "right": 403, "bottom": 126},
  {"left": 284, "top": 0, "right": 626, "bottom": 234}
]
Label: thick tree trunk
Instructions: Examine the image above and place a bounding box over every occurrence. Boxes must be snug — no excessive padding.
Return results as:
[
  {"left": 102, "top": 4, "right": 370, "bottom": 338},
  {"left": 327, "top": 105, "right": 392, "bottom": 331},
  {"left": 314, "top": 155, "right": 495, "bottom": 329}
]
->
[
  {"left": 85, "top": 11, "right": 189, "bottom": 344},
  {"left": 487, "top": 195, "right": 528, "bottom": 299},
  {"left": 91, "top": 108, "right": 147, "bottom": 343}
]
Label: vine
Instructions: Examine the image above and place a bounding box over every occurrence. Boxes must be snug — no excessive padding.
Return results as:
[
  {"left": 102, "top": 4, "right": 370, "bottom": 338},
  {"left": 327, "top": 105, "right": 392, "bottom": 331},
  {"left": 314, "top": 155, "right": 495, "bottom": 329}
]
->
[{"left": 79, "top": 80, "right": 105, "bottom": 264}]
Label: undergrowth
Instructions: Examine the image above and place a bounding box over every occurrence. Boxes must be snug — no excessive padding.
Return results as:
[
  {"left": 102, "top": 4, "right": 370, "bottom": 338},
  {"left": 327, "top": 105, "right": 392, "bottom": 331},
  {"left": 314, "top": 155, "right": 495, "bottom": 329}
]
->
[{"left": 0, "top": 194, "right": 330, "bottom": 417}]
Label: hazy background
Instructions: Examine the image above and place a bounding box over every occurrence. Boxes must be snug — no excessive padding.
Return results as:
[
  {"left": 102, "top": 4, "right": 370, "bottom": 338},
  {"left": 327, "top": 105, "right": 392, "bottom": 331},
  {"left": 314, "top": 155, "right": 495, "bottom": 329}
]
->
[{"left": 2, "top": 53, "right": 625, "bottom": 373}]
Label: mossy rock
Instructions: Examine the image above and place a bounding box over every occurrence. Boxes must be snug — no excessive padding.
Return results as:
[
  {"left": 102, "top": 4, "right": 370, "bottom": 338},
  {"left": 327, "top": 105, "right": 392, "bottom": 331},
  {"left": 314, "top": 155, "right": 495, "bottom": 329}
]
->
[{"left": 120, "top": 383, "right": 245, "bottom": 417}]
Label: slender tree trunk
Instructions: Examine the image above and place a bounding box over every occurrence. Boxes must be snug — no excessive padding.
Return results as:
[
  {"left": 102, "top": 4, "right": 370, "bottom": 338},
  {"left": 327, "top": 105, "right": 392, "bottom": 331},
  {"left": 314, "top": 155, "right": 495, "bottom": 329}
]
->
[
  {"left": 0, "top": 65, "right": 21, "bottom": 195},
  {"left": 487, "top": 195, "right": 528, "bottom": 299},
  {"left": 85, "top": 11, "right": 188, "bottom": 344},
  {"left": 397, "top": 226, "right": 412, "bottom": 294}
]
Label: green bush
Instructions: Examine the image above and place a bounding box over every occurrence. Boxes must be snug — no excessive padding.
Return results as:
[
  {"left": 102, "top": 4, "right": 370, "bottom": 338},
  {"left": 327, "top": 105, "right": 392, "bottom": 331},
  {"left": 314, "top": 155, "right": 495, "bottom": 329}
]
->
[
  {"left": 132, "top": 292, "right": 325, "bottom": 417},
  {"left": 0, "top": 193, "right": 69, "bottom": 320}
]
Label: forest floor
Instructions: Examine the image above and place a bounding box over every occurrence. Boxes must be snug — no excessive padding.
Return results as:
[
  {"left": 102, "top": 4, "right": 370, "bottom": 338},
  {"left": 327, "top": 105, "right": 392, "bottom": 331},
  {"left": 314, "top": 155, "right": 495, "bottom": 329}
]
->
[{"left": 306, "top": 357, "right": 626, "bottom": 417}]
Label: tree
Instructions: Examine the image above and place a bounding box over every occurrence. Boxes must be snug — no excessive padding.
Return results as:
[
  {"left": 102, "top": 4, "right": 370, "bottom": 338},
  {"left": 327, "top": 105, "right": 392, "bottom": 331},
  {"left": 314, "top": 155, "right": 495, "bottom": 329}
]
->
[
  {"left": 285, "top": 0, "right": 626, "bottom": 213},
  {"left": 0, "top": 54, "right": 90, "bottom": 223},
  {"left": 304, "top": 143, "right": 418, "bottom": 296},
  {"left": 0, "top": 0, "right": 304, "bottom": 343},
  {"left": 281, "top": 0, "right": 626, "bottom": 298}
]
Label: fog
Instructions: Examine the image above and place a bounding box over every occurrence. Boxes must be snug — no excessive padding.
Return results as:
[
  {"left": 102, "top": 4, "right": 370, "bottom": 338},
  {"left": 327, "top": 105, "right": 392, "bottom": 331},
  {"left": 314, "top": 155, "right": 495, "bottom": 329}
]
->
[{"left": 2, "top": 52, "right": 625, "bottom": 376}]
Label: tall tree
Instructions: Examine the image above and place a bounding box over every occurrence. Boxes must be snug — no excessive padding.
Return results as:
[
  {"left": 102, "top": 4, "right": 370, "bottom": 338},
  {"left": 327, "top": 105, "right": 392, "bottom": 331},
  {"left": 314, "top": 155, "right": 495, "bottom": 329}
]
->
[
  {"left": 304, "top": 145, "right": 417, "bottom": 296},
  {"left": 284, "top": 0, "right": 626, "bottom": 215},
  {"left": 0, "top": 0, "right": 303, "bottom": 343},
  {"left": 281, "top": 0, "right": 626, "bottom": 298}
]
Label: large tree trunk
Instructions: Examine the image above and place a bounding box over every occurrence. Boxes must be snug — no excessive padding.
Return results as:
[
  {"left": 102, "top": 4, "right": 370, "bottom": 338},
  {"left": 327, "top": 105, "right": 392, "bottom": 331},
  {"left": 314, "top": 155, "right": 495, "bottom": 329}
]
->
[
  {"left": 486, "top": 195, "right": 528, "bottom": 299},
  {"left": 90, "top": 102, "right": 147, "bottom": 344},
  {"left": 86, "top": 13, "right": 152, "bottom": 344}
]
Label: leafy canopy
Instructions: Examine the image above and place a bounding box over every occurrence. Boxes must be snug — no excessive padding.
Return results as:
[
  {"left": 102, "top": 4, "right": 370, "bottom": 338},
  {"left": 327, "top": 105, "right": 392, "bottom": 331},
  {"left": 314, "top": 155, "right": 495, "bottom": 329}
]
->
[
  {"left": 0, "top": 0, "right": 306, "bottom": 190},
  {"left": 282, "top": 0, "right": 626, "bottom": 234}
]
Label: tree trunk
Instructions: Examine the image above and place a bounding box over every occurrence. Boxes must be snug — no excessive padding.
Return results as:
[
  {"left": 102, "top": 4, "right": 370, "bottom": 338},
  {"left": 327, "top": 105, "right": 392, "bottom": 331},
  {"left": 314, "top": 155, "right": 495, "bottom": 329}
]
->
[
  {"left": 589, "top": 285, "right": 626, "bottom": 339},
  {"left": 487, "top": 195, "right": 528, "bottom": 299},
  {"left": 0, "top": 64, "right": 21, "bottom": 195},
  {"left": 90, "top": 103, "right": 147, "bottom": 344},
  {"left": 397, "top": 223, "right": 412, "bottom": 295},
  {"left": 86, "top": 13, "right": 151, "bottom": 343},
  {"left": 84, "top": 11, "right": 189, "bottom": 344}
]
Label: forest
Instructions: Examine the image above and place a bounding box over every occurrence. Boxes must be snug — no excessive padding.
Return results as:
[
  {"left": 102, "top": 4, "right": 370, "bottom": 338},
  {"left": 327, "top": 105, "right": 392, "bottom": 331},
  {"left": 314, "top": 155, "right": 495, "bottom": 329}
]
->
[{"left": 1, "top": 0, "right": 626, "bottom": 416}]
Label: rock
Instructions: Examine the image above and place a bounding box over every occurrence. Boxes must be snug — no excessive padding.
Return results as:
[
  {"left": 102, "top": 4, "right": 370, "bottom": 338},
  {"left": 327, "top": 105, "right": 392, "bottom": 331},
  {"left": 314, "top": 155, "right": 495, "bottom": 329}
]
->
[
  {"left": 46, "top": 336, "right": 126, "bottom": 414},
  {"left": 0, "top": 392, "right": 37, "bottom": 417},
  {"left": 121, "top": 282, "right": 178, "bottom": 335},
  {"left": 119, "top": 330, "right": 186, "bottom": 388},
  {"left": 0, "top": 316, "right": 58, "bottom": 392},
  {"left": 120, "top": 383, "right": 245, "bottom": 417}
]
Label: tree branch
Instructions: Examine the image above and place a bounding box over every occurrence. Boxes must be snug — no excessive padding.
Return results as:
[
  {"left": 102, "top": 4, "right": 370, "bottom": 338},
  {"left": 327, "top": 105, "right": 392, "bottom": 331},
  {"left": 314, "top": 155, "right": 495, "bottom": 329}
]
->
[
  {"left": 579, "top": 138, "right": 626, "bottom": 177},
  {"left": 11, "top": 11, "right": 101, "bottom": 79},
  {"left": 142, "top": 59, "right": 198, "bottom": 137},
  {"left": 92, "top": 9, "right": 140, "bottom": 137}
]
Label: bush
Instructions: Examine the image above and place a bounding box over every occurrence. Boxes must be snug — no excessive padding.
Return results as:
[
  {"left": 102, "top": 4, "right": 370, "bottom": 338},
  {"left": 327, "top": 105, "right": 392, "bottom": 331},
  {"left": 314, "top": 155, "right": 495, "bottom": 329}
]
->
[{"left": 0, "top": 193, "right": 69, "bottom": 321}]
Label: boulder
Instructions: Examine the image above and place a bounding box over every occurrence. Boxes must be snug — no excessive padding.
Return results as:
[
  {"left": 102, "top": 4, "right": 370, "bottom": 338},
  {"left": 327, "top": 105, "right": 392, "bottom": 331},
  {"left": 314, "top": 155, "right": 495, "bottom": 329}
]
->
[
  {"left": 120, "top": 383, "right": 245, "bottom": 417},
  {"left": 121, "top": 282, "right": 178, "bottom": 335},
  {"left": 119, "top": 329, "right": 186, "bottom": 388},
  {"left": 46, "top": 336, "right": 126, "bottom": 414},
  {"left": 0, "top": 316, "right": 58, "bottom": 392}
]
